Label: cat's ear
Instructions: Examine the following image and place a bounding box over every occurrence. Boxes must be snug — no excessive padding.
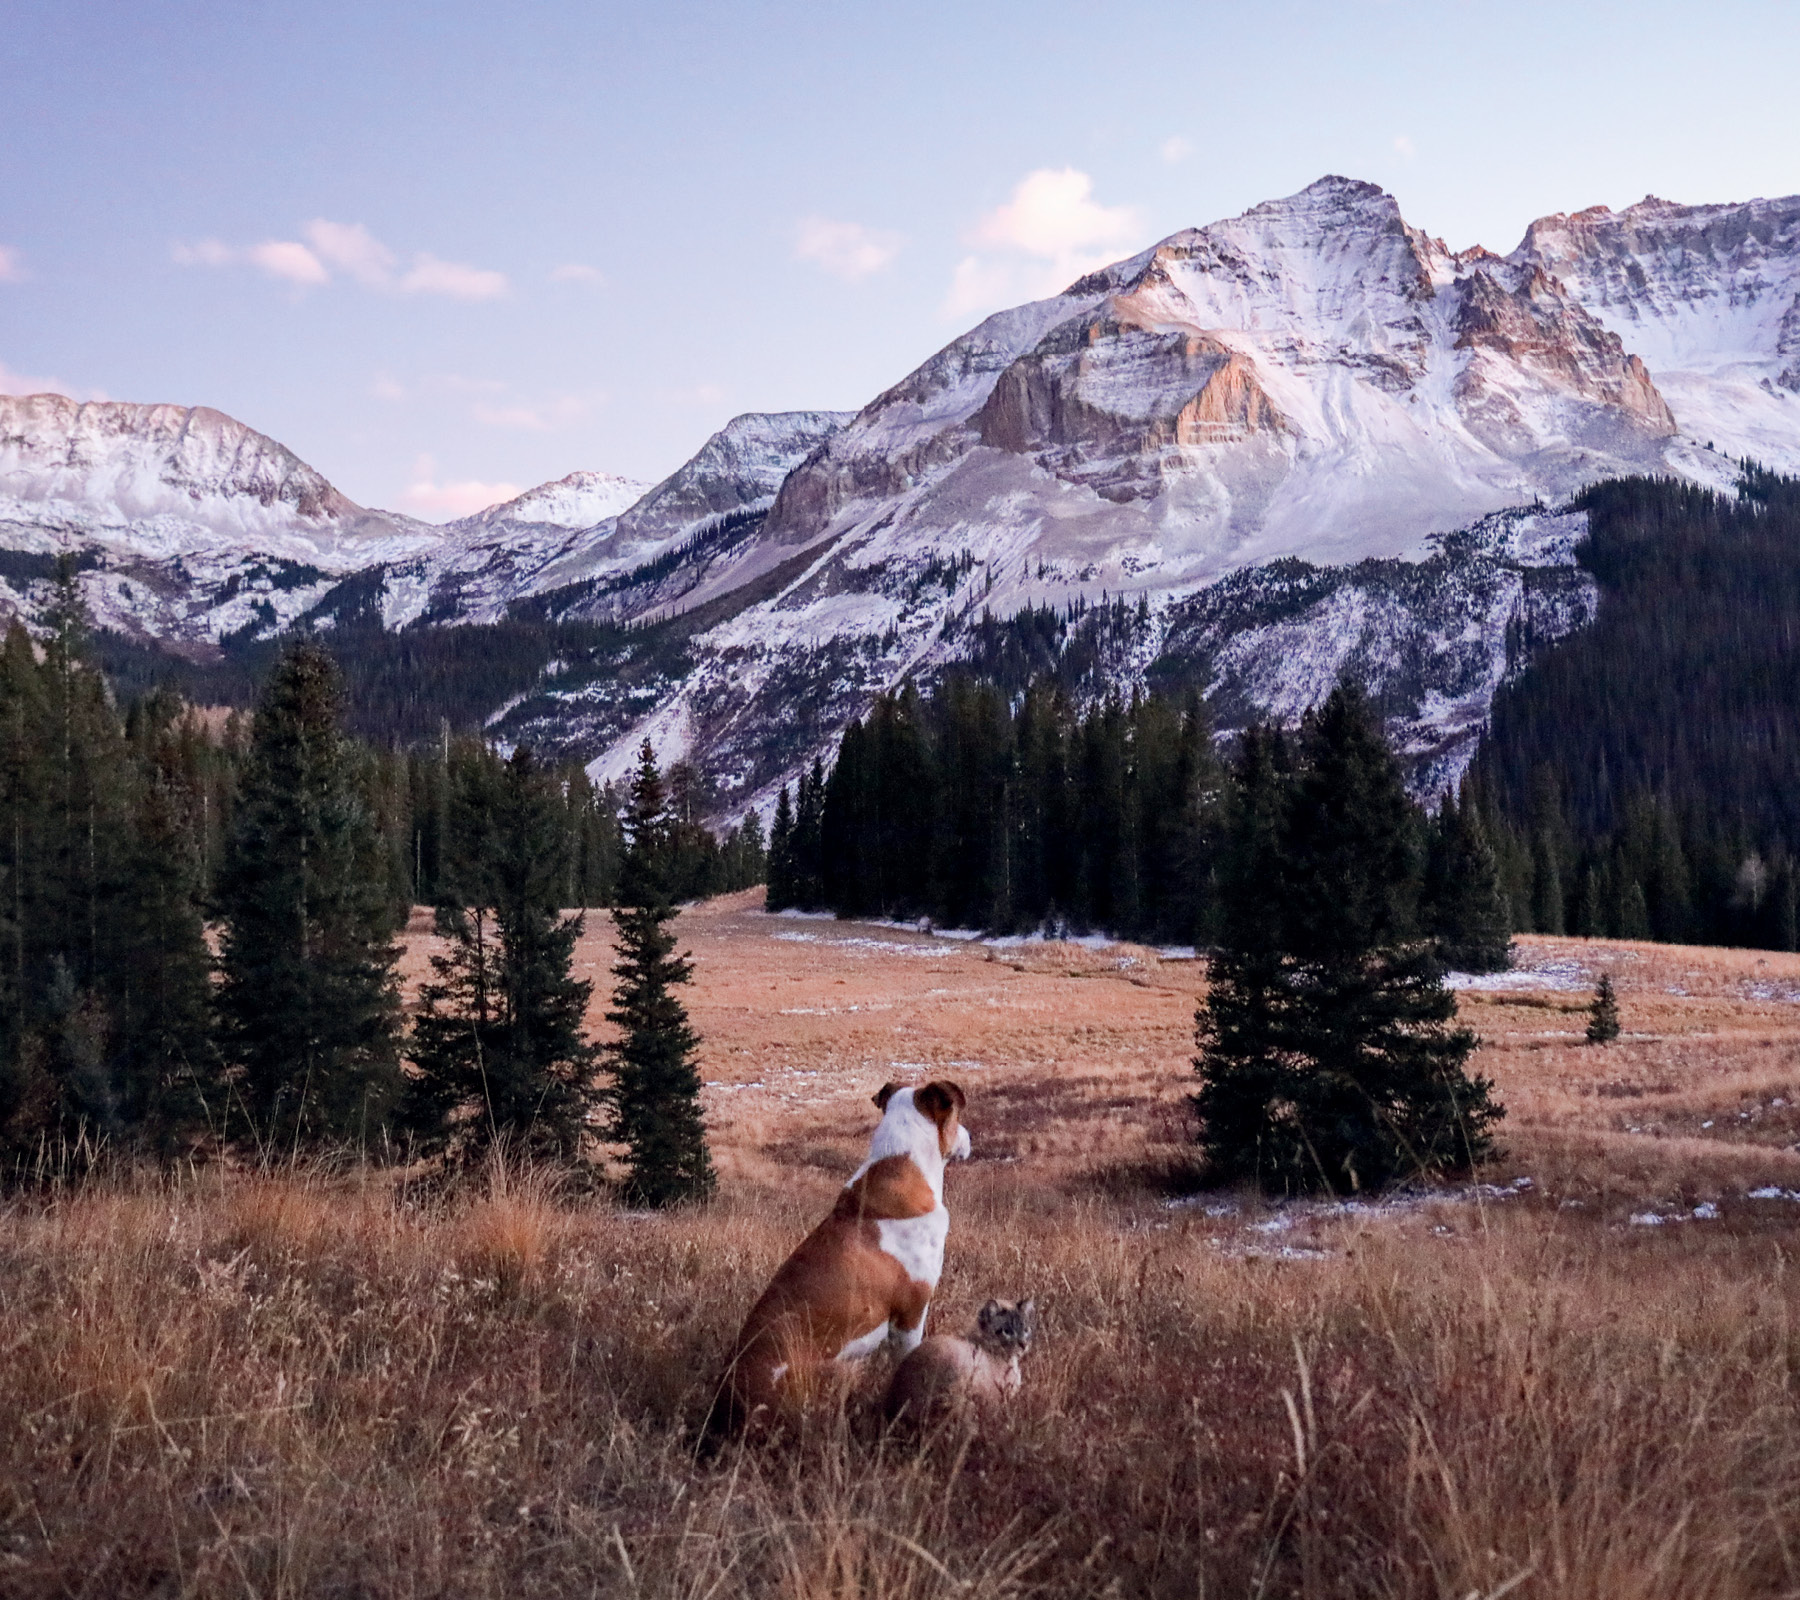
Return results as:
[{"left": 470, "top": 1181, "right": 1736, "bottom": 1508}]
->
[
  {"left": 978, "top": 1299, "right": 1001, "bottom": 1329},
  {"left": 1019, "top": 1298, "right": 1036, "bottom": 1322}
]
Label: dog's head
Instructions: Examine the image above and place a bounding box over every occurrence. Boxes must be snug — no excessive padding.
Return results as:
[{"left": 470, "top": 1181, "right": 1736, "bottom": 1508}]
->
[{"left": 873, "top": 1079, "right": 970, "bottom": 1162}]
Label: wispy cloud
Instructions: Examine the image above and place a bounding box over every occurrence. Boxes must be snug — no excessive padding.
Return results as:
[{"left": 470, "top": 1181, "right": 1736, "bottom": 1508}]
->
[
  {"left": 1393, "top": 135, "right": 1417, "bottom": 161},
  {"left": 173, "top": 220, "right": 509, "bottom": 300},
  {"left": 793, "top": 216, "right": 903, "bottom": 281},
  {"left": 400, "top": 254, "right": 508, "bottom": 301},
  {"left": 470, "top": 393, "right": 594, "bottom": 431},
  {"left": 248, "top": 239, "right": 330, "bottom": 285},
  {"left": 1160, "top": 136, "right": 1194, "bottom": 165},
  {"left": 0, "top": 359, "right": 105, "bottom": 400},
  {"left": 550, "top": 262, "right": 605, "bottom": 286},
  {"left": 305, "top": 219, "right": 395, "bottom": 285},
  {"left": 397, "top": 457, "right": 522, "bottom": 521},
  {"left": 0, "top": 246, "right": 27, "bottom": 284},
  {"left": 944, "top": 168, "right": 1142, "bottom": 319}
]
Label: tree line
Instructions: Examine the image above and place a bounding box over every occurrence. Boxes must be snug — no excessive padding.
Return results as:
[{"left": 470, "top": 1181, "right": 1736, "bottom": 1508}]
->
[
  {"left": 1468, "top": 469, "right": 1800, "bottom": 952},
  {"left": 767, "top": 675, "right": 1511, "bottom": 973},
  {"left": 0, "top": 570, "right": 735, "bottom": 1198}
]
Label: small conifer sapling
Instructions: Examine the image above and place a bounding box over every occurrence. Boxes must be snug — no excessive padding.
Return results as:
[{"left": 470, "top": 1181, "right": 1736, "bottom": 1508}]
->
[{"left": 1586, "top": 973, "right": 1621, "bottom": 1044}]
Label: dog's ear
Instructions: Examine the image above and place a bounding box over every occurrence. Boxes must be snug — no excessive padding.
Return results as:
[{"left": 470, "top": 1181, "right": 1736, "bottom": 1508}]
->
[
  {"left": 913, "top": 1081, "right": 949, "bottom": 1123},
  {"left": 872, "top": 1082, "right": 902, "bottom": 1111},
  {"left": 915, "top": 1080, "right": 965, "bottom": 1122}
]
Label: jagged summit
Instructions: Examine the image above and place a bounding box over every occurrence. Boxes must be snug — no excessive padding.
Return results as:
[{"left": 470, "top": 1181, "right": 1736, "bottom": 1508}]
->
[{"left": 3, "top": 176, "right": 1798, "bottom": 814}]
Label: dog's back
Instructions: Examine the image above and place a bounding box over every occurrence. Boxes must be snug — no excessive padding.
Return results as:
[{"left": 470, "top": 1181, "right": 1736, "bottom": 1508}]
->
[
  {"left": 709, "top": 1080, "right": 970, "bottom": 1439},
  {"left": 884, "top": 1297, "right": 1035, "bottom": 1425}
]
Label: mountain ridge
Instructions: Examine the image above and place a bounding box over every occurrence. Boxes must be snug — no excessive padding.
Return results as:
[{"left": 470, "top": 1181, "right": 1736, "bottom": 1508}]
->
[{"left": 3, "top": 175, "right": 1797, "bottom": 814}]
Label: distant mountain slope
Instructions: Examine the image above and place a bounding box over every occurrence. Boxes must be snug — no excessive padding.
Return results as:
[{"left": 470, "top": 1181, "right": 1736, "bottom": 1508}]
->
[
  {"left": 1513, "top": 194, "right": 1800, "bottom": 472},
  {"left": 5, "top": 176, "right": 1799, "bottom": 820}
]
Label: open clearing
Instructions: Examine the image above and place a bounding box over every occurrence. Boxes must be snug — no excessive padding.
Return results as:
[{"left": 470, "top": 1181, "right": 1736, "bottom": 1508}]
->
[{"left": 5, "top": 892, "right": 1800, "bottom": 1597}]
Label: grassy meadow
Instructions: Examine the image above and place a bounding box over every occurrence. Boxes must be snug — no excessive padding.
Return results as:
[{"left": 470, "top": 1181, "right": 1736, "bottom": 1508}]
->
[{"left": 4, "top": 892, "right": 1800, "bottom": 1598}]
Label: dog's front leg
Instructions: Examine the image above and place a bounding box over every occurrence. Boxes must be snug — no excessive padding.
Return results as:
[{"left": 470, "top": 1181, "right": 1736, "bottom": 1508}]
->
[{"left": 887, "top": 1305, "right": 928, "bottom": 1358}]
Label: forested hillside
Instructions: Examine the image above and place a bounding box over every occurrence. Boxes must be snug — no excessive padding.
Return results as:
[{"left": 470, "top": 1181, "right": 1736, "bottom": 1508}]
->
[{"left": 1469, "top": 470, "right": 1800, "bottom": 951}]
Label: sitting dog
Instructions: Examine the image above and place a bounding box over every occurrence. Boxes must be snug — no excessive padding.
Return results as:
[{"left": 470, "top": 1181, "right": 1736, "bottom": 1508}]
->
[
  {"left": 710, "top": 1079, "right": 970, "bottom": 1435},
  {"left": 884, "top": 1297, "right": 1036, "bottom": 1426}
]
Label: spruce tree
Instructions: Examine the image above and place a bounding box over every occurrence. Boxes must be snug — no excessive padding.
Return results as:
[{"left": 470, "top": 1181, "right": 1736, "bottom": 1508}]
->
[
  {"left": 215, "top": 643, "right": 403, "bottom": 1152},
  {"left": 405, "top": 746, "right": 599, "bottom": 1163},
  {"left": 1191, "top": 727, "right": 1301, "bottom": 1184},
  {"left": 1194, "top": 687, "right": 1503, "bottom": 1194},
  {"left": 0, "top": 572, "right": 217, "bottom": 1164},
  {"left": 766, "top": 784, "right": 795, "bottom": 910},
  {"left": 1586, "top": 973, "right": 1622, "bottom": 1044},
  {"left": 1424, "top": 790, "right": 1512, "bottom": 973},
  {"left": 606, "top": 740, "right": 713, "bottom": 1206}
]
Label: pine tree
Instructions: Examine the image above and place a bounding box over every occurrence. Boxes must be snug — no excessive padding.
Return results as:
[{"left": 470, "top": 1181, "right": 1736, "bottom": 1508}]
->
[
  {"left": 0, "top": 571, "right": 217, "bottom": 1165},
  {"left": 215, "top": 643, "right": 403, "bottom": 1152},
  {"left": 1424, "top": 791, "right": 1513, "bottom": 973},
  {"left": 1191, "top": 727, "right": 1301, "bottom": 1185},
  {"left": 1195, "top": 688, "right": 1503, "bottom": 1194},
  {"left": 606, "top": 740, "right": 713, "bottom": 1206},
  {"left": 1586, "top": 973, "right": 1621, "bottom": 1044},
  {"left": 405, "top": 747, "right": 599, "bottom": 1163},
  {"left": 766, "top": 784, "right": 795, "bottom": 910}
]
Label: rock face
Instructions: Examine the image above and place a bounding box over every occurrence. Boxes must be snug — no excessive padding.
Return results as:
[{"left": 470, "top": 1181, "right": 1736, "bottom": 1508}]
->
[
  {"left": 1513, "top": 193, "right": 1800, "bottom": 468},
  {"left": 3, "top": 176, "right": 1798, "bottom": 812}
]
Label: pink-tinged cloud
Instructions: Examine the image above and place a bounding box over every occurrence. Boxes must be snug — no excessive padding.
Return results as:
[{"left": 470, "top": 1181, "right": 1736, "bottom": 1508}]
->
[
  {"left": 945, "top": 167, "right": 1142, "bottom": 319},
  {"left": 172, "top": 222, "right": 507, "bottom": 300},
  {"left": 0, "top": 246, "right": 26, "bottom": 284},
  {"left": 401, "top": 255, "right": 508, "bottom": 300},
  {"left": 171, "top": 238, "right": 235, "bottom": 267},
  {"left": 0, "top": 359, "right": 105, "bottom": 399},
  {"left": 399, "top": 476, "right": 523, "bottom": 520},
  {"left": 471, "top": 394, "right": 592, "bottom": 430},
  {"left": 304, "top": 219, "right": 396, "bottom": 286},
  {"left": 249, "top": 239, "right": 330, "bottom": 286},
  {"left": 550, "top": 262, "right": 605, "bottom": 285},
  {"left": 793, "top": 216, "right": 902, "bottom": 281}
]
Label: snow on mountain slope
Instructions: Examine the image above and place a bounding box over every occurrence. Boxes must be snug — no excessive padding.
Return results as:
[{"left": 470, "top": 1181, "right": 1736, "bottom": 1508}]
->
[
  {"left": 7, "top": 176, "right": 1800, "bottom": 822},
  {"left": 394, "top": 410, "right": 852, "bottom": 628},
  {"left": 557, "top": 178, "right": 1722, "bottom": 805},
  {"left": 0, "top": 393, "right": 443, "bottom": 642},
  {"left": 459, "top": 471, "right": 649, "bottom": 533},
  {"left": 1512, "top": 192, "right": 1800, "bottom": 472}
]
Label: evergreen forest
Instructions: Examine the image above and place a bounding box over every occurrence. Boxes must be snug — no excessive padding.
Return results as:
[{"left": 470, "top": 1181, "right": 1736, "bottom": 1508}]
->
[
  {"left": 0, "top": 569, "right": 762, "bottom": 1172},
  {"left": 767, "top": 677, "right": 1509, "bottom": 970},
  {"left": 1469, "top": 469, "right": 1800, "bottom": 951}
]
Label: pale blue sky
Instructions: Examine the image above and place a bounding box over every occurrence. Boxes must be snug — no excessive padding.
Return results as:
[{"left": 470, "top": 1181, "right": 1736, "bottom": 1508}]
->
[{"left": 2, "top": 0, "right": 1796, "bottom": 517}]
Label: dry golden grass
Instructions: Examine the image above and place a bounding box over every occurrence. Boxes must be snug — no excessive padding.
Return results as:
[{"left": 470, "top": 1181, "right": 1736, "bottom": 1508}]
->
[{"left": 3, "top": 896, "right": 1799, "bottom": 1597}]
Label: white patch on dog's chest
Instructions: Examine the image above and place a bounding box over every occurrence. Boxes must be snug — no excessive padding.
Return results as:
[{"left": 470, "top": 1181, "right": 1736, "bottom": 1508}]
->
[{"left": 876, "top": 1204, "right": 949, "bottom": 1286}]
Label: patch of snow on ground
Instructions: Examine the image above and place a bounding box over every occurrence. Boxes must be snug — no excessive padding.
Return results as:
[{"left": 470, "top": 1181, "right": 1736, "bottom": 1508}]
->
[
  {"left": 1445, "top": 957, "right": 1591, "bottom": 992},
  {"left": 772, "top": 932, "right": 945, "bottom": 958}
]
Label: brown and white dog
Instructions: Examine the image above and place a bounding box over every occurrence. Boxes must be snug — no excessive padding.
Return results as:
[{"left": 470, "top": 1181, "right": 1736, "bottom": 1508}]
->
[{"left": 710, "top": 1079, "right": 970, "bottom": 1434}]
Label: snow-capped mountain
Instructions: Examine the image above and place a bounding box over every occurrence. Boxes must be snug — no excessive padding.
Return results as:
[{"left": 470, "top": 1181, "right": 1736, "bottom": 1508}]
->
[
  {"left": 0, "top": 394, "right": 443, "bottom": 642},
  {"left": 546, "top": 177, "right": 1784, "bottom": 804},
  {"left": 4, "top": 175, "right": 1798, "bottom": 812},
  {"left": 378, "top": 410, "right": 853, "bottom": 629}
]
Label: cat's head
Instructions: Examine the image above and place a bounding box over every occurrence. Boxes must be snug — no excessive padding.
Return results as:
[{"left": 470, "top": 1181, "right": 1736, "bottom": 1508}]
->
[{"left": 976, "top": 1297, "right": 1036, "bottom": 1353}]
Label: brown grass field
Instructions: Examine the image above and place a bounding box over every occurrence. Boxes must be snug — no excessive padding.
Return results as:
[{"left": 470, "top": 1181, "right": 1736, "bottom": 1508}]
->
[{"left": 5, "top": 891, "right": 1800, "bottom": 1598}]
